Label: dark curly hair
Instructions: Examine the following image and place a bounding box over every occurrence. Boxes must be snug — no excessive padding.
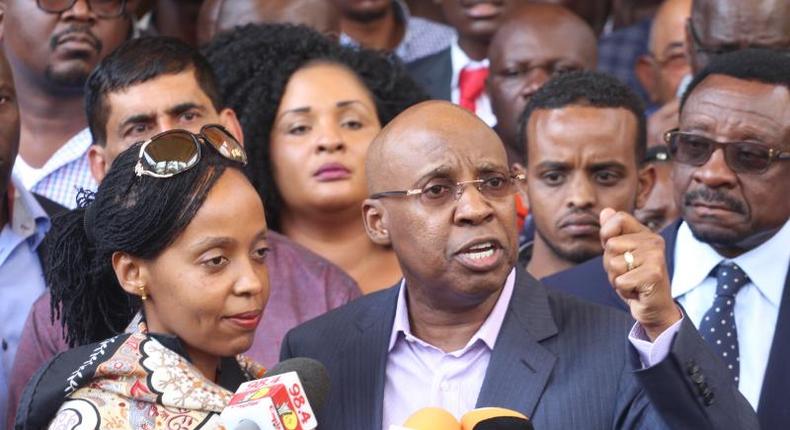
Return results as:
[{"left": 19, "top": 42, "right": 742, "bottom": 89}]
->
[
  {"left": 202, "top": 23, "right": 427, "bottom": 230},
  {"left": 47, "top": 140, "right": 249, "bottom": 347}
]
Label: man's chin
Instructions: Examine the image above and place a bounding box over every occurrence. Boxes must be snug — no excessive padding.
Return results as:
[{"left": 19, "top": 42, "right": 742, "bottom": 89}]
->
[{"left": 44, "top": 64, "right": 91, "bottom": 90}]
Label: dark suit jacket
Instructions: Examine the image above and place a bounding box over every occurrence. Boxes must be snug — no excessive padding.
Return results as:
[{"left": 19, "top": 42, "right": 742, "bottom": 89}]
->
[
  {"left": 281, "top": 267, "right": 757, "bottom": 429},
  {"left": 31, "top": 193, "right": 66, "bottom": 267},
  {"left": 405, "top": 47, "right": 452, "bottom": 101},
  {"left": 544, "top": 219, "right": 789, "bottom": 429}
]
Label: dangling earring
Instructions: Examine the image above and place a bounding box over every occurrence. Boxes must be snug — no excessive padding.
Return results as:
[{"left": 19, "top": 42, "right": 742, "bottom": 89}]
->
[{"left": 138, "top": 286, "right": 148, "bottom": 301}]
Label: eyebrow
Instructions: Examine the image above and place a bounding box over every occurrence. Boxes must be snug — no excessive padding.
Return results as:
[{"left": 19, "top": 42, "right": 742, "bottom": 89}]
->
[
  {"left": 277, "top": 100, "right": 368, "bottom": 121},
  {"left": 117, "top": 102, "right": 206, "bottom": 132},
  {"left": 190, "top": 229, "right": 269, "bottom": 252},
  {"left": 588, "top": 161, "right": 627, "bottom": 171}
]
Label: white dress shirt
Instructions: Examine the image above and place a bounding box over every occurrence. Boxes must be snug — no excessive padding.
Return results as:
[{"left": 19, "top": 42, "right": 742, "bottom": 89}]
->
[
  {"left": 449, "top": 39, "right": 497, "bottom": 127},
  {"left": 672, "top": 219, "right": 790, "bottom": 409}
]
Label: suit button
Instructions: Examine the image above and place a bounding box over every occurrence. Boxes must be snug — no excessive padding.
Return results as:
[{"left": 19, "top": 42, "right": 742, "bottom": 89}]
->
[
  {"left": 703, "top": 391, "right": 715, "bottom": 406},
  {"left": 691, "top": 372, "right": 705, "bottom": 384},
  {"left": 687, "top": 362, "right": 700, "bottom": 376}
]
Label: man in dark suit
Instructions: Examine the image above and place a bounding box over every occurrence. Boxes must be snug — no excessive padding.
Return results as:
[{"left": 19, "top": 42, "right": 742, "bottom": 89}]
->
[
  {"left": 543, "top": 48, "right": 790, "bottom": 429},
  {"left": 281, "top": 100, "right": 757, "bottom": 429},
  {"left": 405, "top": 0, "right": 527, "bottom": 127}
]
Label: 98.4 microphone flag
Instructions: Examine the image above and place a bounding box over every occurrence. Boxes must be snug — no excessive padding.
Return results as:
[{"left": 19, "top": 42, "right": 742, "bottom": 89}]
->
[{"left": 220, "top": 371, "right": 318, "bottom": 430}]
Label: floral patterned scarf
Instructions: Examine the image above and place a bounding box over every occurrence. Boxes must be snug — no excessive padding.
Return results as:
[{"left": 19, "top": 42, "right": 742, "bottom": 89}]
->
[{"left": 18, "top": 322, "right": 266, "bottom": 430}]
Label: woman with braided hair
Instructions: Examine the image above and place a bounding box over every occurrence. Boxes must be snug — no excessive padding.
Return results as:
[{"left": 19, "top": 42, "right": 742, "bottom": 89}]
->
[{"left": 16, "top": 127, "right": 269, "bottom": 429}]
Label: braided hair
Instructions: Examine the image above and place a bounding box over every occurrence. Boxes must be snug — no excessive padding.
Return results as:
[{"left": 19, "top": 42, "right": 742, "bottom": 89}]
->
[
  {"left": 202, "top": 23, "right": 427, "bottom": 230},
  {"left": 47, "top": 141, "right": 248, "bottom": 347}
]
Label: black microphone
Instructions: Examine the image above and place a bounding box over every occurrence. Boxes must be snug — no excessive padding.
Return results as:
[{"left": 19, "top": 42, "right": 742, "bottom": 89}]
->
[
  {"left": 472, "top": 416, "right": 534, "bottom": 430},
  {"left": 264, "top": 357, "right": 330, "bottom": 411}
]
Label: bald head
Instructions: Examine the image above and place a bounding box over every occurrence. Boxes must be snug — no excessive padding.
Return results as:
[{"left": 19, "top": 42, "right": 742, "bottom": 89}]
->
[
  {"left": 689, "top": 0, "right": 790, "bottom": 73},
  {"left": 197, "top": 0, "right": 341, "bottom": 45},
  {"left": 367, "top": 101, "right": 506, "bottom": 194},
  {"left": 487, "top": 3, "right": 597, "bottom": 163}
]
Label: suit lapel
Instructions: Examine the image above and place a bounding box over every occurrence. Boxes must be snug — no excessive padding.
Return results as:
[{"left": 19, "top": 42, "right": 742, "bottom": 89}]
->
[
  {"left": 756, "top": 268, "right": 790, "bottom": 429},
  {"left": 661, "top": 219, "right": 682, "bottom": 278},
  {"left": 477, "top": 268, "right": 559, "bottom": 418},
  {"left": 340, "top": 287, "right": 399, "bottom": 429}
]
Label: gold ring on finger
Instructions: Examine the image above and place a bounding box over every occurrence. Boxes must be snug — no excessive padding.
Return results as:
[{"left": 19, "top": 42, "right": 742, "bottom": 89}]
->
[{"left": 624, "top": 250, "right": 635, "bottom": 272}]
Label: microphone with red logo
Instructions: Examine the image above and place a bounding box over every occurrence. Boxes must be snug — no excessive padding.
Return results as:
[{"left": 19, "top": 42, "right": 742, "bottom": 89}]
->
[{"left": 220, "top": 358, "right": 329, "bottom": 430}]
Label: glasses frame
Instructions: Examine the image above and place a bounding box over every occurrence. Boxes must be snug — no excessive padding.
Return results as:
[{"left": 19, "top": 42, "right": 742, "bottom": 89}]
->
[
  {"left": 36, "top": 0, "right": 127, "bottom": 18},
  {"left": 370, "top": 173, "right": 526, "bottom": 203},
  {"left": 663, "top": 129, "right": 790, "bottom": 174},
  {"left": 134, "top": 124, "right": 247, "bottom": 179}
]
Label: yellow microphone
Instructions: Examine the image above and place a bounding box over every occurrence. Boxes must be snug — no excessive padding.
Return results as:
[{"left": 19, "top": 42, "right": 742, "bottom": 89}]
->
[
  {"left": 394, "top": 407, "right": 461, "bottom": 430},
  {"left": 460, "top": 407, "right": 533, "bottom": 430}
]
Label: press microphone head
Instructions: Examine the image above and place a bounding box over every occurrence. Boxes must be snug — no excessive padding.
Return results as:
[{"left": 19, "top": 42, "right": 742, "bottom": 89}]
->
[
  {"left": 402, "top": 407, "right": 461, "bottom": 430},
  {"left": 264, "top": 357, "right": 330, "bottom": 411},
  {"left": 461, "top": 407, "right": 532, "bottom": 430},
  {"left": 471, "top": 417, "right": 534, "bottom": 430}
]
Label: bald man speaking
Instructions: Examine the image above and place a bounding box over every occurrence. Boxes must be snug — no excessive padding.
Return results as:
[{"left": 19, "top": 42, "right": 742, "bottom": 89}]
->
[{"left": 280, "top": 101, "right": 757, "bottom": 429}]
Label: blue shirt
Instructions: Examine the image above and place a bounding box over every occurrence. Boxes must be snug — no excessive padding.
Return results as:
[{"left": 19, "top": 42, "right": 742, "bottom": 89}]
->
[{"left": 0, "top": 175, "right": 50, "bottom": 385}]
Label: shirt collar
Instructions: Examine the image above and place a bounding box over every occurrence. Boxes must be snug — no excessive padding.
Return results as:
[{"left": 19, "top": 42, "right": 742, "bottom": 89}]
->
[
  {"left": 388, "top": 268, "right": 516, "bottom": 354},
  {"left": 672, "top": 219, "right": 790, "bottom": 308},
  {"left": 450, "top": 37, "right": 489, "bottom": 90},
  {"left": 8, "top": 175, "right": 50, "bottom": 249}
]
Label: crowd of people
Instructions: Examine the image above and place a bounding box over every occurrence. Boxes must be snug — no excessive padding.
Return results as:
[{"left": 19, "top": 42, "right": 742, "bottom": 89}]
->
[{"left": 0, "top": 0, "right": 787, "bottom": 429}]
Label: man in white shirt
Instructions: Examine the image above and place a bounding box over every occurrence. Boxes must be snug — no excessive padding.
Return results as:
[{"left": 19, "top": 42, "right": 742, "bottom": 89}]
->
[
  {"left": 405, "top": 0, "right": 527, "bottom": 127},
  {"left": 2, "top": 0, "right": 136, "bottom": 208},
  {"left": 543, "top": 48, "right": 790, "bottom": 429}
]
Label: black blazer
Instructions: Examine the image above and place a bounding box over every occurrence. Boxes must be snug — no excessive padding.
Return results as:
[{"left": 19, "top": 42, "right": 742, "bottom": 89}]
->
[
  {"left": 281, "top": 267, "right": 757, "bottom": 429},
  {"left": 543, "top": 219, "right": 790, "bottom": 429},
  {"left": 405, "top": 47, "right": 452, "bottom": 101},
  {"left": 32, "top": 193, "right": 66, "bottom": 267}
]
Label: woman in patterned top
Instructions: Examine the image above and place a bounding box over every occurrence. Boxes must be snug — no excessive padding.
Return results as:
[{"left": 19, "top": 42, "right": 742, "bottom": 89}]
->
[{"left": 16, "top": 127, "right": 269, "bottom": 429}]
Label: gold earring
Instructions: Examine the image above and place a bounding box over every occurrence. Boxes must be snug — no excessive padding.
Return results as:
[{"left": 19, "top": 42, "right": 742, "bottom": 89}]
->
[{"left": 138, "top": 286, "right": 148, "bottom": 301}]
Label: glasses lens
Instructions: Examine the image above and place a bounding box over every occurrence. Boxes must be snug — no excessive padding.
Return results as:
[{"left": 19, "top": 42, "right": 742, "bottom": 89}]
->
[
  {"left": 671, "top": 133, "right": 713, "bottom": 166},
  {"left": 202, "top": 125, "right": 248, "bottom": 165},
  {"left": 90, "top": 0, "right": 125, "bottom": 17},
  {"left": 728, "top": 142, "right": 771, "bottom": 173},
  {"left": 140, "top": 132, "right": 199, "bottom": 176},
  {"left": 37, "top": 0, "right": 72, "bottom": 12},
  {"left": 479, "top": 174, "right": 514, "bottom": 199},
  {"left": 419, "top": 181, "right": 454, "bottom": 206}
]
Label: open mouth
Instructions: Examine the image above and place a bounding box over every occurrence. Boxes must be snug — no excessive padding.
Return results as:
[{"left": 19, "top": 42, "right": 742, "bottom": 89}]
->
[{"left": 455, "top": 240, "right": 504, "bottom": 271}]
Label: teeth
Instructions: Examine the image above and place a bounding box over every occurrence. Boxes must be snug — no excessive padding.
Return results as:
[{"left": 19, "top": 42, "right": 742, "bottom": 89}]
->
[
  {"left": 468, "top": 242, "right": 493, "bottom": 251},
  {"left": 465, "top": 248, "right": 495, "bottom": 260}
]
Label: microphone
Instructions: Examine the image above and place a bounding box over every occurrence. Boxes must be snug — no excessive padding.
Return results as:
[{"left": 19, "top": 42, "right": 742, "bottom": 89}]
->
[
  {"left": 220, "top": 358, "right": 330, "bottom": 430},
  {"left": 460, "top": 407, "right": 534, "bottom": 430},
  {"left": 389, "top": 407, "right": 461, "bottom": 430}
]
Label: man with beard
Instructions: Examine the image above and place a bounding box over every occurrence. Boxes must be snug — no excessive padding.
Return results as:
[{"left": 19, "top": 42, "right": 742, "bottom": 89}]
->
[
  {"left": 518, "top": 71, "right": 655, "bottom": 281},
  {"left": 545, "top": 48, "right": 790, "bottom": 429},
  {"left": 333, "top": 0, "right": 454, "bottom": 64},
  {"left": 0, "top": 0, "right": 136, "bottom": 208},
  {"left": 486, "top": 3, "right": 597, "bottom": 165}
]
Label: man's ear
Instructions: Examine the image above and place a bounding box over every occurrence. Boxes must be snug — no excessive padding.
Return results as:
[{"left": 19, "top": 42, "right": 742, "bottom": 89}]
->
[
  {"left": 111, "top": 251, "right": 149, "bottom": 299},
  {"left": 219, "top": 108, "right": 245, "bottom": 146},
  {"left": 512, "top": 162, "right": 529, "bottom": 207},
  {"left": 635, "top": 55, "right": 659, "bottom": 103},
  {"left": 88, "top": 144, "right": 109, "bottom": 184},
  {"left": 635, "top": 163, "right": 657, "bottom": 210},
  {"left": 362, "top": 199, "right": 391, "bottom": 246}
]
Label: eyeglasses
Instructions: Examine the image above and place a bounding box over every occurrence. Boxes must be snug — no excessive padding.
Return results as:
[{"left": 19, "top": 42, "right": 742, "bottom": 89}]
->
[
  {"left": 37, "top": 0, "right": 127, "bottom": 18},
  {"left": 664, "top": 129, "right": 790, "bottom": 174},
  {"left": 134, "top": 125, "right": 247, "bottom": 179},
  {"left": 369, "top": 173, "right": 525, "bottom": 207}
]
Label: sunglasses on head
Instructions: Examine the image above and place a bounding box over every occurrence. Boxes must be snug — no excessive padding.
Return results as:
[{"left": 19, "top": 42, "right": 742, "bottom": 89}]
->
[
  {"left": 134, "top": 124, "right": 247, "bottom": 178},
  {"left": 664, "top": 129, "right": 790, "bottom": 174}
]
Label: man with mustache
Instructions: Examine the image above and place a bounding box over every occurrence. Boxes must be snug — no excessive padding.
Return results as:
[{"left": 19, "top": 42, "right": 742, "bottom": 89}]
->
[
  {"left": 518, "top": 71, "right": 655, "bottom": 281},
  {"left": 280, "top": 100, "right": 757, "bottom": 429},
  {"left": 0, "top": 0, "right": 136, "bottom": 208},
  {"left": 545, "top": 48, "right": 790, "bottom": 429}
]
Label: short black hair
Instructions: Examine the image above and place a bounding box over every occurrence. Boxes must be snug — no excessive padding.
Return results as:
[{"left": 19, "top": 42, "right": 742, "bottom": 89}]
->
[
  {"left": 517, "top": 70, "right": 647, "bottom": 164},
  {"left": 202, "top": 23, "right": 427, "bottom": 230},
  {"left": 85, "top": 36, "right": 224, "bottom": 146},
  {"left": 680, "top": 48, "right": 790, "bottom": 111}
]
